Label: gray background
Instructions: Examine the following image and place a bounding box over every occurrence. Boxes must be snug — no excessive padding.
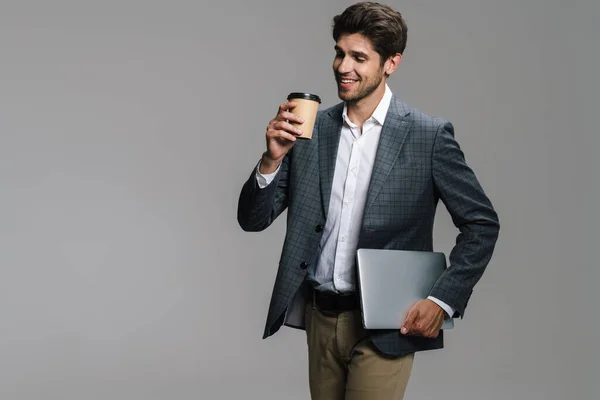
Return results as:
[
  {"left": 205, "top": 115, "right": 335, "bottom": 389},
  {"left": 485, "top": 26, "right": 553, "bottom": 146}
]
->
[{"left": 0, "top": 0, "right": 597, "bottom": 399}]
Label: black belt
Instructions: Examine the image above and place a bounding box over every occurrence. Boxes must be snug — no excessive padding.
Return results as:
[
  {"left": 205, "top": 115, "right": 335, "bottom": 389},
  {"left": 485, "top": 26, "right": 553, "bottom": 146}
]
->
[{"left": 309, "top": 287, "right": 359, "bottom": 313}]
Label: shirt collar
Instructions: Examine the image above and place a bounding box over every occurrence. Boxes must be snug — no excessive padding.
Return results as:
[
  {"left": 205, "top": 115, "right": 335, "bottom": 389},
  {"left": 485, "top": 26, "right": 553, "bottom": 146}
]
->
[{"left": 342, "top": 83, "right": 393, "bottom": 127}]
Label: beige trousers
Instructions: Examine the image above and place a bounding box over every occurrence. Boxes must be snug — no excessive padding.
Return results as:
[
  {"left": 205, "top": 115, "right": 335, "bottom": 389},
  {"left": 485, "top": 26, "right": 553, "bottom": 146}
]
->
[{"left": 305, "top": 302, "right": 414, "bottom": 400}]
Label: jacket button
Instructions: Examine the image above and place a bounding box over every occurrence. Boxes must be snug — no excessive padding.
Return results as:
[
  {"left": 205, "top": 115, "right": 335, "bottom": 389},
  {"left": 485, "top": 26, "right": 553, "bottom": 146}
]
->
[
  {"left": 300, "top": 262, "right": 308, "bottom": 270},
  {"left": 314, "top": 224, "right": 323, "bottom": 233}
]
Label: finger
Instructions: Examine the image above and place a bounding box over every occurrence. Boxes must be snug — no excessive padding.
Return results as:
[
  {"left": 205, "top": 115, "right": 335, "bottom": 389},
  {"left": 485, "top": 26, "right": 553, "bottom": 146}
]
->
[
  {"left": 277, "top": 110, "right": 305, "bottom": 124},
  {"left": 401, "top": 308, "right": 419, "bottom": 334},
  {"left": 412, "top": 321, "right": 426, "bottom": 336},
  {"left": 426, "top": 324, "right": 440, "bottom": 338},
  {"left": 278, "top": 101, "right": 297, "bottom": 114},
  {"left": 268, "top": 129, "right": 297, "bottom": 142},
  {"left": 272, "top": 120, "right": 303, "bottom": 136},
  {"left": 421, "top": 316, "right": 443, "bottom": 338}
]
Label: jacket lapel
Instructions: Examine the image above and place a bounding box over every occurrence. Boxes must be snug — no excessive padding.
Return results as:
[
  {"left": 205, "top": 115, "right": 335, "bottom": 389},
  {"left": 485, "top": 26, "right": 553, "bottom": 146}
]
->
[
  {"left": 317, "top": 97, "right": 411, "bottom": 218},
  {"left": 363, "top": 97, "right": 412, "bottom": 215},
  {"left": 319, "top": 103, "right": 344, "bottom": 218}
]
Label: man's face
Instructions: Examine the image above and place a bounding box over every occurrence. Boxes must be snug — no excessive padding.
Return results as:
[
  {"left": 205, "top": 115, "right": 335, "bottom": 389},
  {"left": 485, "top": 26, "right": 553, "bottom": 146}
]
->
[{"left": 333, "top": 33, "right": 387, "bottom": 104}]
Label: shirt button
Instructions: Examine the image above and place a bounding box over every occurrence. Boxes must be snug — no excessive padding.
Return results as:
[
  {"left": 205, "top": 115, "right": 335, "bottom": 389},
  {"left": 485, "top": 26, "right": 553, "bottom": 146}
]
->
[{"left": 341, "top": 237, "right": 346, "bottom": 242}]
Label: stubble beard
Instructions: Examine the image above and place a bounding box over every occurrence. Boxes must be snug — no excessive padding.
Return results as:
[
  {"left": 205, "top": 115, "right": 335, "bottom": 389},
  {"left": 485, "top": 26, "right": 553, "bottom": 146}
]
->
[{"left": 336, "top": 69, "right": 385, "bottom": 105}]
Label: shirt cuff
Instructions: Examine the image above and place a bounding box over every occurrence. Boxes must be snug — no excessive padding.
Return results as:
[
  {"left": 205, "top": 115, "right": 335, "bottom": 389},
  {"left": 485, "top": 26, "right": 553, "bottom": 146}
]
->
[
  {"left": 427, "top": 296, "right": 455, "bottom": 319},
  {"left": 255, "top": 159, "right": 281, "bottom": 189}
]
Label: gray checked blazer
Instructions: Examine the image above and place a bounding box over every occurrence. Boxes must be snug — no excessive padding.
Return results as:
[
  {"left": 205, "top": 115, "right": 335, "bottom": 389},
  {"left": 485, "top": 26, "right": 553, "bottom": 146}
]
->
[{"left": 237, "top": 95, "right": 500, "bottom": 357}]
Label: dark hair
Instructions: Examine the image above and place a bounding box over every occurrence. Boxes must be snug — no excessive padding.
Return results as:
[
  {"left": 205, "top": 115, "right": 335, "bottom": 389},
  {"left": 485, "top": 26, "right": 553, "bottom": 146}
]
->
[{"left": 332, "top": 2, "right": 407, "bottom": 65}]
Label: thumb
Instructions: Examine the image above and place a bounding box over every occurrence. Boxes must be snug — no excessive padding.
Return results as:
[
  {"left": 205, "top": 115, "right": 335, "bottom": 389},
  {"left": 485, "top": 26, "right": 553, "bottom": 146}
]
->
[{"left": 401, "top": 306, "right": 419, "bottom": 334}]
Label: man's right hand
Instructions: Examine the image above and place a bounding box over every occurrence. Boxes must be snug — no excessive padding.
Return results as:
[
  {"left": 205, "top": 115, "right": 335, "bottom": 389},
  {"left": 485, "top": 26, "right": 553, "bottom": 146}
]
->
[{"left": 260, "top": 101, "right": 305, "bottom": 174}]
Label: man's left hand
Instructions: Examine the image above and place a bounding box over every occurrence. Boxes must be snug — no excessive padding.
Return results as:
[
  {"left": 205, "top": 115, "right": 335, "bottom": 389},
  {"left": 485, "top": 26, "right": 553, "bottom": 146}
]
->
[{"left": 400, "top": 299, "right": 446, "bottom": 338}]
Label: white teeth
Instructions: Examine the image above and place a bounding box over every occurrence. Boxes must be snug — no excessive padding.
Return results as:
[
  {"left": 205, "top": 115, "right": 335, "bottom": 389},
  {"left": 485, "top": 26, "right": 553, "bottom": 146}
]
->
[{"left": 341, "top": 79, "right": 356, "bottom": 83}]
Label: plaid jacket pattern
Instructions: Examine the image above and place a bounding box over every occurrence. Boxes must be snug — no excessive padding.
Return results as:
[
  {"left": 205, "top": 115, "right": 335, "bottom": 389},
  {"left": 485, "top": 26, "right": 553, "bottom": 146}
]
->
[{"left": 237, "top": 96, "right": 500, "bottom": 356}]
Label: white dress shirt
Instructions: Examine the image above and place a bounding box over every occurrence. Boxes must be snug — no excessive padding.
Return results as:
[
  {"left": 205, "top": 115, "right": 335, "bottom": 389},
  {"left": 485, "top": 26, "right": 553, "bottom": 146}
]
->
[{"left": 255, "top": 84, "right": 454, "bottom": 318}]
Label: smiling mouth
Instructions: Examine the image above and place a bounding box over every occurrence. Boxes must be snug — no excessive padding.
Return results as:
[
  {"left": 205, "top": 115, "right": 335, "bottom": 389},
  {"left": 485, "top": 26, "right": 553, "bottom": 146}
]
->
[{"left": 338, "top": 77, "right": 359, "bottom": 90}]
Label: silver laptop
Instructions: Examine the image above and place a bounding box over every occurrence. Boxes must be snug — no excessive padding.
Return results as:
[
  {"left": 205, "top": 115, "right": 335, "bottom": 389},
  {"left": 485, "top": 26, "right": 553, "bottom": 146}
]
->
[{"left": 356, "top": 248, "right": 454, "bottom": 330}]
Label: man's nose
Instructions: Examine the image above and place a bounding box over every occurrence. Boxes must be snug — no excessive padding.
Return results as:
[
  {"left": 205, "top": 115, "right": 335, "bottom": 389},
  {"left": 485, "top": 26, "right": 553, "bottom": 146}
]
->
[{"left": 337, "top": 56, "right": 353, "bottom": 74}]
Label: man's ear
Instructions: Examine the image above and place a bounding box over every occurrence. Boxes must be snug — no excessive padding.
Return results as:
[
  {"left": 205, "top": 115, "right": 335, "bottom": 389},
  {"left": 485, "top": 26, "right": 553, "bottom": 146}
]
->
[{"left": 384, "top": 53, "right": 402, "bottom": 77}]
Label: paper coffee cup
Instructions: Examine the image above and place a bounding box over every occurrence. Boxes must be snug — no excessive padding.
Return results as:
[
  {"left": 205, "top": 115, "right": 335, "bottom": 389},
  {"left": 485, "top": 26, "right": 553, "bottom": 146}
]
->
[{"left": 287, "top": 92, "right": 321, "bottom": 139}]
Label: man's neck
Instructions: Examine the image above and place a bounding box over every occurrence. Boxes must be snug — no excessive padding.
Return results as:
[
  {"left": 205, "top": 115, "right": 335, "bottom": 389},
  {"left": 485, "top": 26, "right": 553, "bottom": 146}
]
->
[{"left": 346, "top": 83, "right": 386, "bottom": 130}]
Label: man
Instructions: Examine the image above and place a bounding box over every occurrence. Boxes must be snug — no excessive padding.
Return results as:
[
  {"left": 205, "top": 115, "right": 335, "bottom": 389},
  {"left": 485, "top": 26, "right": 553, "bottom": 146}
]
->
[{"left": 237, "top": 2, "right": 499, "bottom": 399}]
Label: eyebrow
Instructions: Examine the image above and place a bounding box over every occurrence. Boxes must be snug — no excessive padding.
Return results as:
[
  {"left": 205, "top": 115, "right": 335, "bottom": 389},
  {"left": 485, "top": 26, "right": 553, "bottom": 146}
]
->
[{"left": 334, "top": 46, "right": 369, "bottom": 59}]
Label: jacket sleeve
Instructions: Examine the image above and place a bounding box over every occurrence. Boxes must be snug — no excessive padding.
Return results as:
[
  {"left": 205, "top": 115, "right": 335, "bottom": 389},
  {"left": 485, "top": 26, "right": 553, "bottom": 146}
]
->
[
  {"left": 428, "top": 121, "right": 500, "bottom": 317},
  {"left": 237, "top": 152, "right": 291, "bottom": 232}
]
